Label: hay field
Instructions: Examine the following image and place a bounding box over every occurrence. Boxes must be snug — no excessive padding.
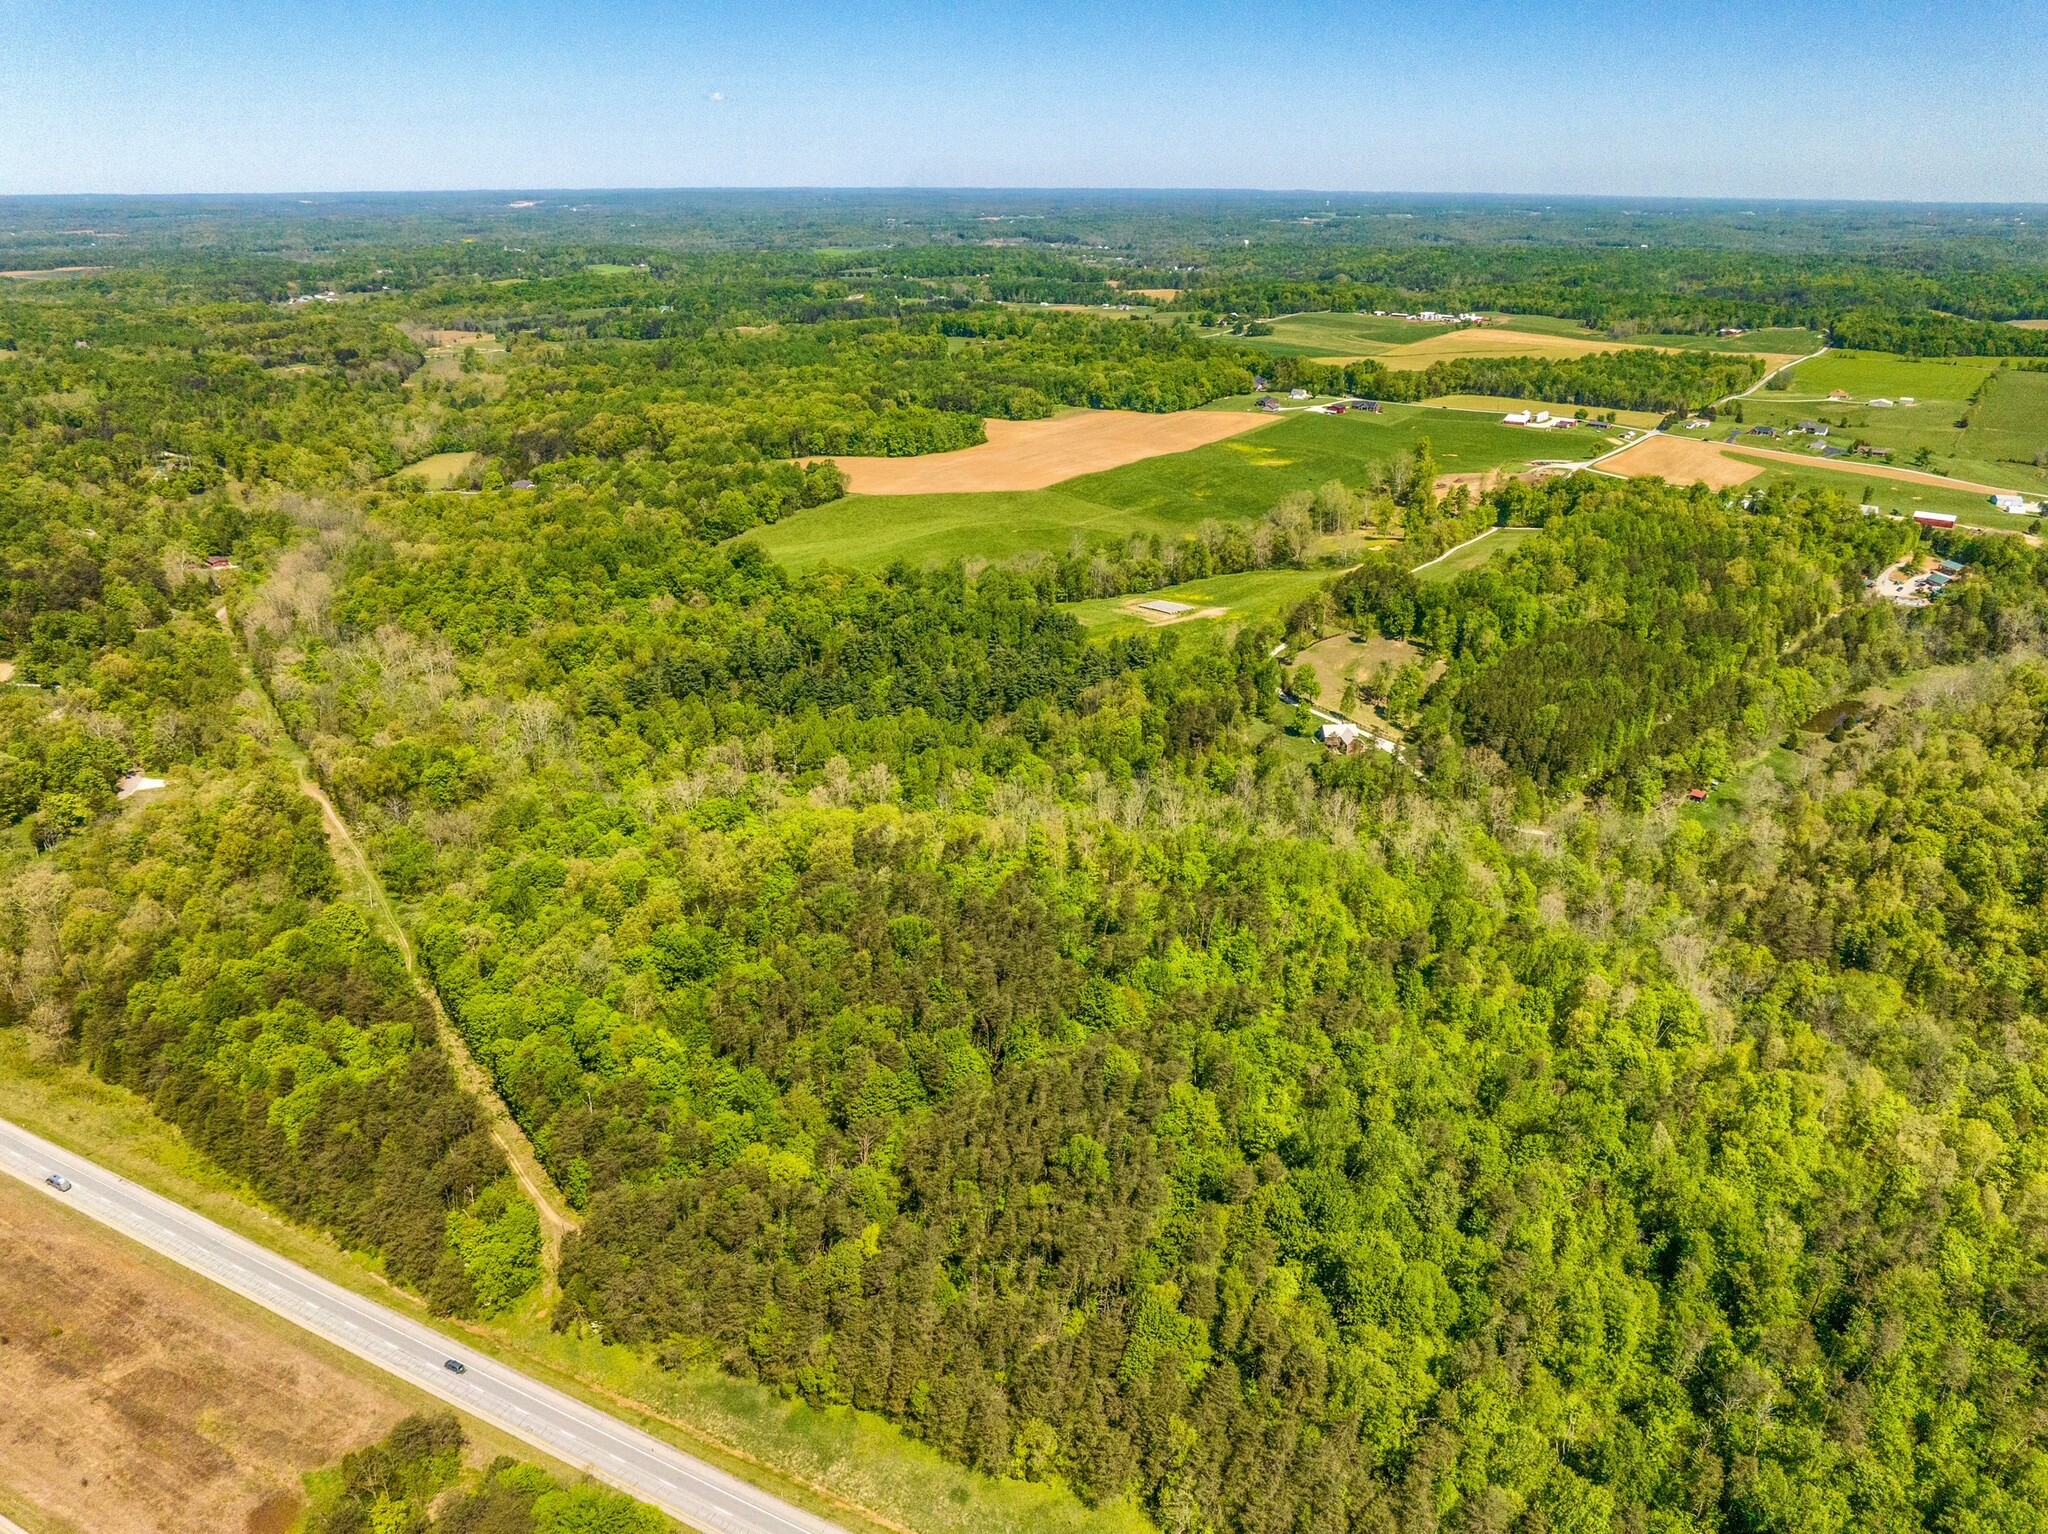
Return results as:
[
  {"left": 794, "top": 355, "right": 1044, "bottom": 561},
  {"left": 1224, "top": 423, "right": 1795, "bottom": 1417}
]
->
[
  {"left": 1601, "top": 434, "right": 1765, "bottom": 489},
  {"left": 1374, "top": 327, "right": 1651, "bottom": 370},
  {"left": 2008, "top": 319, "right": 2048, "bottom": 330},
  {"left": 0, "top": 1176, "right": 410, "bottom": 1534},
  {"left": 829, "top": 410, "right": 1273, "bottom": 494}
]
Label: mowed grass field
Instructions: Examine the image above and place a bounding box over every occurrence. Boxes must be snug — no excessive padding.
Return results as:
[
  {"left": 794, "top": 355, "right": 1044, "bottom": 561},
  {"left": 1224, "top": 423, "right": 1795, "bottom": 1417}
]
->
[
  {"left": 1066, "top": 567, "right": 1340, "bottom": 636},
  {"left": 750, "top": 406, "right": 1587, "bottom": 570}
]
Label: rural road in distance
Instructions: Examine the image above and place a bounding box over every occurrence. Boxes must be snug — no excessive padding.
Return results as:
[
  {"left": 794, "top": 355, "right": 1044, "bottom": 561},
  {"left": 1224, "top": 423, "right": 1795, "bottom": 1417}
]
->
[{"left": 0, "top": 1116, "right": 850, "bottom": 1534}]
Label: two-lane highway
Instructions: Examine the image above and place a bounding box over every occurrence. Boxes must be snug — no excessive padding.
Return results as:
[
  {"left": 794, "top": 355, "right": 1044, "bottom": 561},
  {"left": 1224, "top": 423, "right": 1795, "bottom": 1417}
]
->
[{"left": 0, "top": 1116, "right": 851, "bottom": 1534}]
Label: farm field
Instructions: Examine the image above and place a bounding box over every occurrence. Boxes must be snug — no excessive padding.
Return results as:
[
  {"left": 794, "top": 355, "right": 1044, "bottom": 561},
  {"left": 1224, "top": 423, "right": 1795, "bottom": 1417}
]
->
[
  {"left": 1373, "top": 326, "right": 1646, "bottom": 369},
  {"left": 0, "top": 1172, "right": 417, "bottom": 1534},
  {"left": 1600, "top": 432, "right": 2029, "bottom": 531},
  {"left": 1599, "top": 433, "right": 1767, "bottom": 489},
  {"left": 1205, "top": 312, "right": 1460, "bottom": 359},
  {"left": 1734, "top": 353, "right": 2048, "bottom": 494},
  {"left": 825, "top": 408, "right": 1271, "bottom": 493},
  {"left": 1490, "top": 315, "right": 1823, "bottom": 361},
  {"left": 754, "top": 406, "right": 1577, "bottom": 570},
  {"left": 1066, "top": 566, "right": 1339, "bottom": 636}
]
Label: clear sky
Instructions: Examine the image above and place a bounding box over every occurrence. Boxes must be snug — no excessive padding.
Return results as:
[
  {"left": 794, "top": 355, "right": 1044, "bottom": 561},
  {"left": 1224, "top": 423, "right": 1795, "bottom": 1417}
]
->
[{"left": 3, "top": 0, "right": 2044, "bottom": 201}]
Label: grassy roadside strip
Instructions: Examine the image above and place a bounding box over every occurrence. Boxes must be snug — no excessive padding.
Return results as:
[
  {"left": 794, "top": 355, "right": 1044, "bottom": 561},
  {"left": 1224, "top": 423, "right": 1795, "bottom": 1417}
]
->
[{"left": 0, "top": 1034, "right": 1153, "bottom": 1534}]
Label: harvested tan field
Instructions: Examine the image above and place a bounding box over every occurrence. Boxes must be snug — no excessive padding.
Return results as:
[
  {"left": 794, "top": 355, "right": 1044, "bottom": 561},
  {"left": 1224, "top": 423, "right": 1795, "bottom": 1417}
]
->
[
  {"left": 1128, "top": 289, "right": 1182, "bottom": 302},
  {"left": 1600, "top": 435, "right": 1766, "bottom": 489},
  {"left": 0, "top": 1175, "right": 409, "bottom": 1534},
  {"left": 830, "top": 409, "right": 1275, "bottom": 494},
  {"left": 2008, "top": 319, "right": 2048, "bottom": 330}
]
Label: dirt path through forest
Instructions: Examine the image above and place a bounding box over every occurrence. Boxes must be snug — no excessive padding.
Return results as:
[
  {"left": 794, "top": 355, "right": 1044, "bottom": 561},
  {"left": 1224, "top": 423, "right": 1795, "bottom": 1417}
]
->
[{"left": 212, "top": 607, "right": 579, "bottom": 1276}]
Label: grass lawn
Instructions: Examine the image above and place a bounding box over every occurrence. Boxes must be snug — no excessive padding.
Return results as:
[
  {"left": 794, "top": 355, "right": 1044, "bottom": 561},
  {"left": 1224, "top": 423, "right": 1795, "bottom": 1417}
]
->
[
  {"left": 0, "top": 1031, "right": 1150, "bottom": 1534},
  {"left": 1066, "top": 567, "right": 1339, "bottom": 636},
  {"left": 1963, "top": 368, "right": 2048, "bottom": 466},
  {"left": 752, "top": 405, "right": 1565, "bottom": 571}
]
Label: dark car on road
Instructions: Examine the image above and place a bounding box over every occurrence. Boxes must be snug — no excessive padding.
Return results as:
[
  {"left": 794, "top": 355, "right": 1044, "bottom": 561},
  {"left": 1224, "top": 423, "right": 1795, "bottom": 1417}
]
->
[{"left": 444, "top": 1359, "right": 466, "bottom": 1374}]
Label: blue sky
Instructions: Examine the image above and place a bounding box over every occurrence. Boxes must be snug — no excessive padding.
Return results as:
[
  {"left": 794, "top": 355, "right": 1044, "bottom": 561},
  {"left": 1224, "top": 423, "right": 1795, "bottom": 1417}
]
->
[{"left": 3, "top": 0, "right": 2043, "bottom": 199}]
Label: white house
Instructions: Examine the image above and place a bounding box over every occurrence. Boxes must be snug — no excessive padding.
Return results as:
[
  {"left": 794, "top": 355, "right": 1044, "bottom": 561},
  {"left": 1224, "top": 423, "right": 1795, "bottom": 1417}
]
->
[{"left": 1503, "top": 410, "right": 1533, "bottom": 425}]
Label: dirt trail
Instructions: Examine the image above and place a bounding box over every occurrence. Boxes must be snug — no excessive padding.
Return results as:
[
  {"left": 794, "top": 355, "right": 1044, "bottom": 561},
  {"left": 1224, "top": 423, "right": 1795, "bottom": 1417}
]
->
[{"left": 212, "top": 608, "right": 579, "bottom": 1274}]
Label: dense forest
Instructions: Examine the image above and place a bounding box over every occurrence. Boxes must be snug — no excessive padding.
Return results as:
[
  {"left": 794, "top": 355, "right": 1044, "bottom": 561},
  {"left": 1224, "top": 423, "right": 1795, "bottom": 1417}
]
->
[
  {"left": 296, "top": 1413, "right": 666, "bottom": 1533},
  {"left": 10, "top": 197, "right": 2048, "bottom": 1534}
]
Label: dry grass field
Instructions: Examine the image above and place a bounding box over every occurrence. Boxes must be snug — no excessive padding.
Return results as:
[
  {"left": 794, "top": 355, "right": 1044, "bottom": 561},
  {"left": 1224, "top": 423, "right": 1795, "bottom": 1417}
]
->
[
  {"left": 0, "top": 1177, "right": 412, "bottom": 1534},
  {"left": 828, "top": 409, "right": 1274, "bottom": 493},
  {"left": 389, "top": 449, "right": 483, "bottom": 490},
  {"left": 1600, "top": 434, "right": 1766, "bottom": 489},
  {"left": 1294, "top": 633, "right": 1424, "bottom": 706},
  {"left": 1372, "top": 327, "right": 1649, "bottom": 369}
]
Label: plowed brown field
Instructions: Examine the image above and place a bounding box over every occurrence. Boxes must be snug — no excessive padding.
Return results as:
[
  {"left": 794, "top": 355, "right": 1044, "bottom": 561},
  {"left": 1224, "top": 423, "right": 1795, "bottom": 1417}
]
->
[
  {"left": 0, "top": 1175, "right": 409, "bottom": 1534},
  {"left": 829, "top": 410, "right": 1274, "bottom": 494}
]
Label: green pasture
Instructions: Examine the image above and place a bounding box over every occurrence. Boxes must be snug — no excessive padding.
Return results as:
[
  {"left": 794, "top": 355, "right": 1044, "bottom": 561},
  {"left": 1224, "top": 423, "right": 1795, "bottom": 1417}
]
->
[
  {"left": 1065, "top": 567, "right": 1340, "bottom": 636},
  {"left": 1963, "top": 369, "right": 2048, "bottom": 466},
  {"left": 1414, "top": 525, "right": 1542, "bottom": 584},
  {"left": 751, "top": 405, "right": 1566, "bottom": 571},
  {"left": 1486, "top": 314, "right": 1824, "bottom": 358},
  {"left": 1735, "top": 353, "right": 2048, "bottom": 494},
  {"left": 1205, "top": 312, "right": 1458, "bottom": 358},
  {"left": 1771, "top": 350, "right": 2000, "bottom": 405},
  {"left": 1723, "top": 454, "right": 2025, "bottom": 531}
]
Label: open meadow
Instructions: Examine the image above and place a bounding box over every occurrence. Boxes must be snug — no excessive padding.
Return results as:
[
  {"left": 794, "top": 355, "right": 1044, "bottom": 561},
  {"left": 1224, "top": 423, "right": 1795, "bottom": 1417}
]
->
[
  {"left": 1732, "top": 352, "right": 2048, "bottom": 494},
  {"left": 753, "top": 405, "right": 1589, "bottom": 570}
]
